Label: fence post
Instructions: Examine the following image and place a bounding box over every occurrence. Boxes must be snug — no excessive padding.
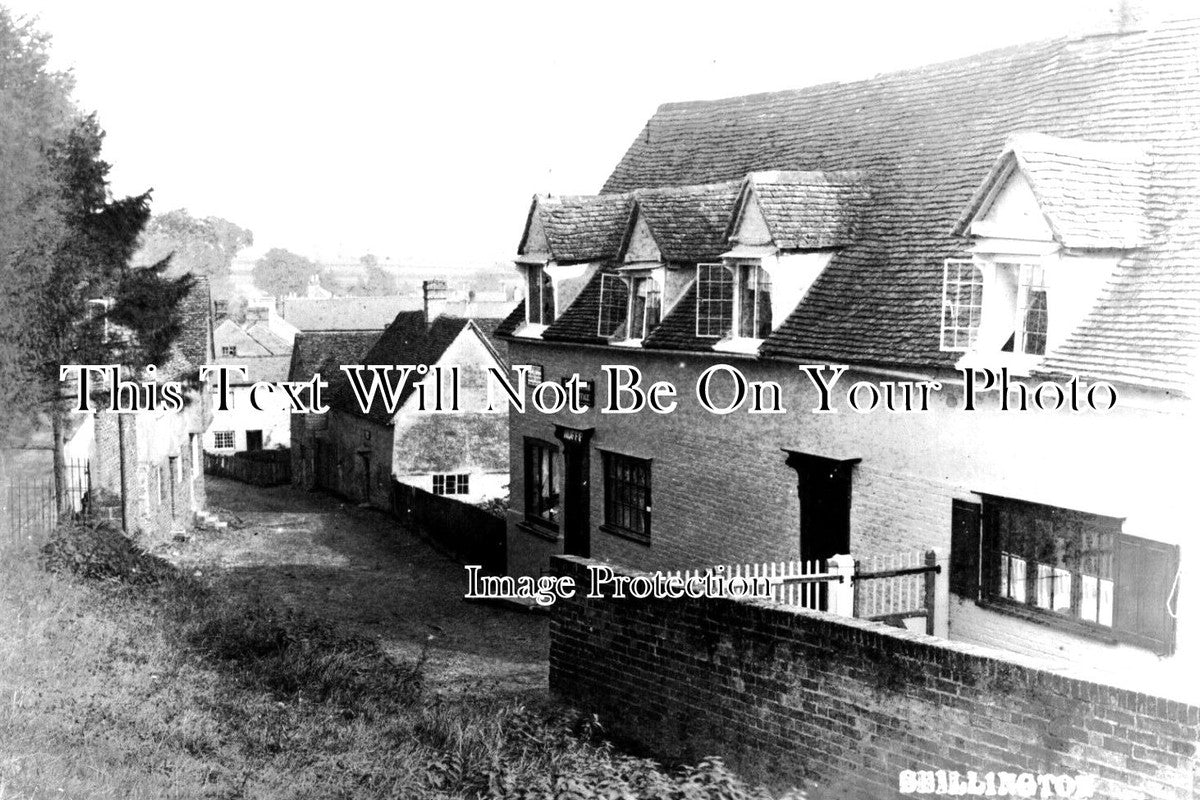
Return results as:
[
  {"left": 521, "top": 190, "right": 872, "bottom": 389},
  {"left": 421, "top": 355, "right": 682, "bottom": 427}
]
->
[
  {"left": 927, "top": 547, "right": 949, "bottom": 638},
  {"left": 826, "top": 553, "right": 855, "bottom": 617}
]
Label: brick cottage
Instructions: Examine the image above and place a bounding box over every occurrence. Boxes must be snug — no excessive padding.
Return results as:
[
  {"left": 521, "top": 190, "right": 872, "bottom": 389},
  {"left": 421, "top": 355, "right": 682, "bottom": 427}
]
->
[{"left": 496, "top": 18, "right": 1200, "bottom": 697}]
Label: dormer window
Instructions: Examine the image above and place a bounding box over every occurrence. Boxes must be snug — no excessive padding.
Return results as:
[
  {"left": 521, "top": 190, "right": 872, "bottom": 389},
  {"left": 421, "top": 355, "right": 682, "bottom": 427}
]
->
[
  {"left": 695, "top": 263, "right": 734, "bottom": 337},
  {"left": 526, "top": 265, "right": 555, "bottom": 326},
  {"left": 1015, "top": 263, "right": 1048, "bottom": 356},
  {"left": 736, "top": 263, "right": 772, "bottom": 339},
  {"left": 695, "top": 262, "right": 771, "bottom": 340},
  {"left": 598, "top": 273, "right": 662, "bottom": 342}
]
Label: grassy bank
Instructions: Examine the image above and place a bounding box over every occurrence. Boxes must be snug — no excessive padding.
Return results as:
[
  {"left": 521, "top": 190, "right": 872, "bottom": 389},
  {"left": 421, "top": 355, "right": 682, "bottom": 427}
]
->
[{"left": 0, "top": 535, "right": 786, "bottom": 799}]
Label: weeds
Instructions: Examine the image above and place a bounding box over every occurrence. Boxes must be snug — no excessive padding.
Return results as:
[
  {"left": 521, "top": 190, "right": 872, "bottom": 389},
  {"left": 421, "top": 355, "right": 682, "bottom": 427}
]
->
[{"left": 0, "top": 529, "right": 793, "bottom": 799}]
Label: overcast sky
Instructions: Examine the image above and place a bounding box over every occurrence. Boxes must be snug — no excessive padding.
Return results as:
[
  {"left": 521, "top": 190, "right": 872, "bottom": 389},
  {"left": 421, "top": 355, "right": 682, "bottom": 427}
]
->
[{"left": 4, "top": 0, "right": 1191, "bottom": 267}]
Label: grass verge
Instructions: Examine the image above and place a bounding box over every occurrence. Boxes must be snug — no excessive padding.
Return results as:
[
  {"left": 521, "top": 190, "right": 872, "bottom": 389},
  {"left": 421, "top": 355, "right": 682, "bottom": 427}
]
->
[{"left": 0, "top": 529, "right": 795, "bottom": 799}]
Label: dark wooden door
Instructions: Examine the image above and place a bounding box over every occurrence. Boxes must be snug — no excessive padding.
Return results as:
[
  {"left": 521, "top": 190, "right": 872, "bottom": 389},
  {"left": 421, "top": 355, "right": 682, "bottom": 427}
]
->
[
  {"left": 786, "top": 453, "right": 854, "bottom": 562},
  {"left": 556, "top": 426, "right": 594, "bottom": 558}
]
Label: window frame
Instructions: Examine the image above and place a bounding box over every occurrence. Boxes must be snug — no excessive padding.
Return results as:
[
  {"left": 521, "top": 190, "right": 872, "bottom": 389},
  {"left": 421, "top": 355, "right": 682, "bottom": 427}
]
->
[
  {"left": 695, "top": 262, "right": 735, "bottom": 338},
  {"left": 598, "top": 272, "right": 662, "bottom": 342},
  {"left": 220, "top": 345, "right": 238, "bottom": 357},
  {"left": 940, "top": 258, "right": 983, "bottom": 352},
  {"left": 525, "top": 264, "right": 556, "bottom": 326},
  {"left": 213, "top": 430, "right": 236, "bottom": 450},
  {"left": 523, "top": 438, "right": 560, "bottom": 532},
  {"left": 432, "top": 473, "right": 470, "bottom": 496},
  {"left": 600, "top": 450, "right": 652, "bottom": 545},
  {"left": 1016, "top": 262, "right": 1048, "bottom": 356},
  {"left": 976, "top": 495, "right": 1177, "bottom": 652}
]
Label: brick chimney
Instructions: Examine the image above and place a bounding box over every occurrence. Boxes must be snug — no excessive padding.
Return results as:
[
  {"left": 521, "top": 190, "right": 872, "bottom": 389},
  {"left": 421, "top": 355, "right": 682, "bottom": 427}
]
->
[{"left": 423, "top": 279, "right": 448, "bottom": 325}]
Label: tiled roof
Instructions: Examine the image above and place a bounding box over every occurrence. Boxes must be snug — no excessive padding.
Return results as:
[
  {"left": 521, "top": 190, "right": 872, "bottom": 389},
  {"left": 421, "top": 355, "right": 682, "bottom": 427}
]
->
[
  {"left": 520, "top": 193, "right": 632, "bottom": 262},
  {"left": 331, "top": 314, "right": 502, "bottom": 425},
  {"left": 743, "top": 170, "right": 871, "bottom": 250},
  {"left": 541, "top": 271, "right": 612, "bottom": 346},
  {"left": 494, "top": 301, "right": 526, "bottom": 339},
  {"left": 641, "top": 283, "right": 708, "bottom": 351},
  {"left": 955, "top": 133, "right": 1151, "bottom": 249},
  {"left": 282, "top": 296, "right": 422, "bottom": 331},
  {"left": 244, "top": 322, "right": 291, "bottom": 356},
  {"left": 597, "top": 20, "right": 1200, "bottom": 390},
  {"left": 215, "top": 355, "right": 293, "bottom": 385},
  {"left": 287, "top": 330, "right": 384, "bottom": 404},
  {"left": 628, "top": 181, "right": 741, "bottom": 262}
]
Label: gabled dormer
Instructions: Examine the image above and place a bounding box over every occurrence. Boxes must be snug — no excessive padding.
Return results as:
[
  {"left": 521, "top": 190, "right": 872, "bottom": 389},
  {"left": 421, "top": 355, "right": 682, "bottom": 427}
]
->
[
  {"left": 945, "top": 133, "right": 1151, "bottom": 371},
  {"left": 515, "top": 193, "right": 631, "bottom": 339},
  {"left": 699, "top": 170, "right": 869, "bottom": 354},
  {"left": 598, "top": 181, "right": 739, "bottom": 346}
]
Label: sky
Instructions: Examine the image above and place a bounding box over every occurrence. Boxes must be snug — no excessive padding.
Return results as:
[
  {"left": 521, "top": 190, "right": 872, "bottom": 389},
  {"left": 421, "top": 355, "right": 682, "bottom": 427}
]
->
[{"left": 4, "top": 0, "right": 1191, "bottom": 268}]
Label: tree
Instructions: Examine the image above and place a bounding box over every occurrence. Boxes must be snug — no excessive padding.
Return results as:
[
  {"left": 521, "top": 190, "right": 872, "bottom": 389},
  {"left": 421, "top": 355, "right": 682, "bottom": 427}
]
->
[
  {"left": 36, "top": 114, "right": 195, "bottom": 508},
  {"left": 252, "top": 248, "right": 320, "bottom": 297},
  {"left": 0, "top": 9, "right": 75, "bottom": 451},
  {"left": 135, "top": 209, "right": 252, "bottom": 300}
]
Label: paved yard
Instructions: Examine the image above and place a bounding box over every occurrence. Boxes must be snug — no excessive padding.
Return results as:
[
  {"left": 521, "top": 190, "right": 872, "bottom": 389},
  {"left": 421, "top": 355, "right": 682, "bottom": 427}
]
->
[{"left": 159, "top": 477, "right": 548, "bottom": 698}]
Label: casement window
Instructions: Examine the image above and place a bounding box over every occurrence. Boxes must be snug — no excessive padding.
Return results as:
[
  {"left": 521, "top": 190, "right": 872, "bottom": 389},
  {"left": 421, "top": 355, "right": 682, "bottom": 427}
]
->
[
  {"left": 523, "top": 438, "right": 560, "bottom": 530},
  {"left": 525, "top": 265, "right": 556, "bottom": 325},
  {"left": 213, "top": 430, "right": 235, "bottom": 449},
  {"left": 696, "top": 263, "right": 735, "bottom": 337},
  {"left": 696, "top": 262, "right": 772, "bottom": 339},
  {"left": 940, "top": 259, "right": 983, "bottom": 351},
  {"left": 220, "top": 345, "right": 238, "bottom": 357},
  {"left": 598, "top": 274, "right": 661, "bottom": 341},
  {"left": 736, "top": 263, "right": 772, "bottom": 339},
  {"left": 601, "top": 451, "right": 651, "bottom": 543},
  {"left": 526, "top": 364, "right": 544, "bottom": 388},
  {"left": 950, "top": 495, "right": 1179, "bottom": 653},
  {"left": 1016, "top": 263, "right": 1048, "bottom": 356},
  {"left": 432, "top": 473, "right": 469, "bottom": 496}
]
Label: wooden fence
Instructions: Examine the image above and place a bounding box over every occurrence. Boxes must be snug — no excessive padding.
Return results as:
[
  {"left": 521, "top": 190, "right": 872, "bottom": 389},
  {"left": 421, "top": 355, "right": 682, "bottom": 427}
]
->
[
  {"left": 390, "top": 480, "right": 505, "bottom": 575},
  {"left": 204, "top": 452, "right": 291, "bottom": 486}
]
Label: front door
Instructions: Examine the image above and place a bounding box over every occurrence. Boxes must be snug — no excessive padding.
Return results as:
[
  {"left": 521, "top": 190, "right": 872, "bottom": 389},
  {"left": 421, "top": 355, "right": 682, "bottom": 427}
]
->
[
  {"left": 785, "top": 451, "right": 856, "bottom": 562},
  {"left": 555, "top": 426, "right": 594, "bottom": 558}
]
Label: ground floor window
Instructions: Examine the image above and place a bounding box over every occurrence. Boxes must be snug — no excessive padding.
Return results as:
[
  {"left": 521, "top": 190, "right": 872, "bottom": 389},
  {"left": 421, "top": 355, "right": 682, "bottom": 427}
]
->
[
  {"left": 601, "top": 451, "right": 651, "bottom": 543},
  {"left": 213, "top": 430, "right": 235, "bottom": 449},
  {"left": 962, "top": 495, "right": 1179, "bottom": 653},
  {"left": 523, "top": 438, "right": 559, "bottom": 530},
  {"left": 432, "top": 473, "right": 469, "bottom": 496}
]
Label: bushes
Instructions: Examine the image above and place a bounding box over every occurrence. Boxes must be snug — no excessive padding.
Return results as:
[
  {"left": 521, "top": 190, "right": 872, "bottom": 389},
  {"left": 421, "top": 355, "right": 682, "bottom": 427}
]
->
[{"left": 40, "top": 517, "right": 178, "bottom": 585}]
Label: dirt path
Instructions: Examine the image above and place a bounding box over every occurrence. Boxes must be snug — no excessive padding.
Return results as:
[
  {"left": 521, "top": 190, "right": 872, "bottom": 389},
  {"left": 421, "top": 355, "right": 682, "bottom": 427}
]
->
[{"left": 159, "top": 477, "right": 548, "bottom": 698}]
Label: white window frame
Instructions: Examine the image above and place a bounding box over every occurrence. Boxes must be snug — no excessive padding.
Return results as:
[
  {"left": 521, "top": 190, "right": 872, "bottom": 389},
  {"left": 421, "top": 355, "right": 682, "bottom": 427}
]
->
[
  {"left": 1015, "top": 262, "right": 1048, "bottom": 356},
  {"left": 220, "top": 345, "right": 238, "bottom": 357},
  {"left": 940, "top": 258, "right": 984, "bottom": 352},
  {"left": 695, "top": 263, "right": 735, "bottom": 338},
  {"left": 598, "top": 272, "right": 662, "bottom": 342},
  {"left": 731, "top": 261, "right": 772, "bottom": 341},
  {"left": 525, "top": 264, "right": 556, "bottom": 326},
  {"left": 213, "top": 430, "right": 236, "bottom": 450}
]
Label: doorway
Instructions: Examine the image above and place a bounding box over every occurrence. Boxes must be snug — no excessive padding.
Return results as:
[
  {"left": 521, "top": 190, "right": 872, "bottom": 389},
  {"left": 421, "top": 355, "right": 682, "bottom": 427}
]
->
[
  {"left": 784, "top": 451, "right": 858, "bottom": 562},
  {"left": 555, "top": 426, "right": 594, "bottom": 558}
]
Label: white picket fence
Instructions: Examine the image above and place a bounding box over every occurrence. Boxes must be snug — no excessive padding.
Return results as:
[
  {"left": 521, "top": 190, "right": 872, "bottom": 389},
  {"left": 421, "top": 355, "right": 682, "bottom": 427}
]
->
[
  {"left": 666, "top": 555, "right": 856, "bottom": 615},
  {"left": 674, "top": 549, "right": 947, "bottom": 635}
]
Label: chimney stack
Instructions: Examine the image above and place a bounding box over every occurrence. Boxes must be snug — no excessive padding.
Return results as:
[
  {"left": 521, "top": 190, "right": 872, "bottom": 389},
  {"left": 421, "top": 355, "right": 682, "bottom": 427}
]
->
[{"left": 423, "top": 279, "right": 448, "bottom": 325}]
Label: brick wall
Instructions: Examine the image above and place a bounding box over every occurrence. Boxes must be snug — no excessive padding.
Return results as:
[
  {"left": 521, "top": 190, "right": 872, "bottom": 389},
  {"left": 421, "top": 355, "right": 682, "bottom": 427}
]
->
[{"left": 550, "top": 555, "right": 1200, "bottom": 799}]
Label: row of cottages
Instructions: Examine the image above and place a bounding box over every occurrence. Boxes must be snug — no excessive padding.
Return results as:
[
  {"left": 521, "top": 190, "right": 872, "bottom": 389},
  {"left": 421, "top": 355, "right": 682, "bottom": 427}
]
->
[
  {"left": 289, "top": 285, "right": 509, "bottom": 507},
  {"left": 205, "top": 302, "right": 298, "bottom": 452},
  {"left": 498, "top": 18, "right": 1200, "bottom": 695},
  {"left": 88, "top": 277, "right": 216, "bottom": 536}
]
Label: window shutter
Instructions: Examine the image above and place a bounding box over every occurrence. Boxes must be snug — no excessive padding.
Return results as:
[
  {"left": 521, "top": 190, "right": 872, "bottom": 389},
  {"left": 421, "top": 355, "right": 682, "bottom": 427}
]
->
[
  {"left": 950, "top": 499, "right": 981, "bottom": 598},
  {"left": 1114, "top": 534, "right": 1179, "bottom": 654}
]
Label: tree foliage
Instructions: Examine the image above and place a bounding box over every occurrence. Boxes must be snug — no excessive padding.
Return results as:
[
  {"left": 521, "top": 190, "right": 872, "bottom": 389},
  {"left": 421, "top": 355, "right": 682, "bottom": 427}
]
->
[
  {"left": 252, "top": 248, "right": 320, "bottom": 298},
  {"left": 0, "top": 11, "right": 197, "bottom": 458},
  {"left": 135, "top": 209, "right": 252, "bottom": 299}
]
